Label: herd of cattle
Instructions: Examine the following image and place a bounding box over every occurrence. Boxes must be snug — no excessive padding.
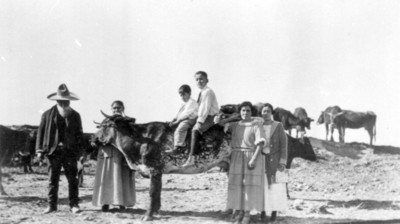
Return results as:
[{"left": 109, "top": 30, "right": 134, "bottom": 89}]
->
[{"left": 0, "top": 104, "right": 377, "bottom": 197}]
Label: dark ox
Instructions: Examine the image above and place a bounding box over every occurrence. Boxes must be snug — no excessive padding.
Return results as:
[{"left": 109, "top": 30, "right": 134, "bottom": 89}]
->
[
  {"left": 316, "top": 106, "right": 342, "bottom": 142},
  {"left": 92, "top": 112, "right": 228, "bottom": 221},
  {"left": 273, "top": 107, "right": 312, "bottom": 137},
  {"left": 0, "top": 125, "right": 35, "bottom": 195},
  {"left": 9, "top": 125, "right": 38, "bottom": 173},
  {"left": 293, "top": 107, "right": 314, "bottom": 137},
  {"left": 331, "top": 110, "right": 377, "bottom": 145}
]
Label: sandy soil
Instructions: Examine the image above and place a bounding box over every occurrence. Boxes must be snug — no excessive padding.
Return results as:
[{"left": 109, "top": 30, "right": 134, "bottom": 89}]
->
[{"left": 1, "top": 138, "right": 400, "bottom": 224}]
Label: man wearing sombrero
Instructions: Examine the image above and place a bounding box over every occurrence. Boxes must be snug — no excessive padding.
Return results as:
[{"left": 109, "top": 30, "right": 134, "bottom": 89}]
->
[{"left": 36, "top": 84, "right": 83, "bottom": 214}]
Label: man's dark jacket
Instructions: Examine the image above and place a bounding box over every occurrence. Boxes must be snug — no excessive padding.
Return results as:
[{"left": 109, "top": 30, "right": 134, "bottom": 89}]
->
[{"left": 36, "top": 105, "right": 83, "bottom": 157}]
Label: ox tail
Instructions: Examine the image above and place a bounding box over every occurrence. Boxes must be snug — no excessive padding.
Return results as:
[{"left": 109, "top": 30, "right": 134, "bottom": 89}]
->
[{"left": 373, "top": 115, "right": 377, "bottom": 143}]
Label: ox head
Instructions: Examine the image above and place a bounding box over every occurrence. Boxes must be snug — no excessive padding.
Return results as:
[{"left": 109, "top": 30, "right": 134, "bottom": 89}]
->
[
  {"left": 316, "top": 111, "right": 325, "bottom": 125},
  {"left": 302, "top": 117, "right": 314, "bottom": 130},
  {"left": 93, "top": 111, "right": 137, "bottom": 146}
]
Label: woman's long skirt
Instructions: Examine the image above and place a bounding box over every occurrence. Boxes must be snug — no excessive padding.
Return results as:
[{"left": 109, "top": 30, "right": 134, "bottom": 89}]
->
[
  {"left": 92, "top": 145, "right": 136, "bottom": 207},
  {"left": 227, "top": 149, "right": 265, "bottom": 211}
]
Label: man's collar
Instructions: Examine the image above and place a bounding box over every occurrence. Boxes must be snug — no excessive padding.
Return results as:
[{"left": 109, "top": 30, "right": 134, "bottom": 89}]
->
[{"left": 200, "top": 85, "right": 209, "bottom": 91}]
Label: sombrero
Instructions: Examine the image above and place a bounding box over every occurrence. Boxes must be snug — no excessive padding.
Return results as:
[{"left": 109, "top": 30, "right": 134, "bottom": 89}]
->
[{"left": 47, "top": 83, "right": 79, "bottom": 101}]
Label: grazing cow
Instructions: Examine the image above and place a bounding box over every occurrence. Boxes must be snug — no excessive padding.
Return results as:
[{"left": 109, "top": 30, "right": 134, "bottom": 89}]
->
[
  {"left": 316, "top": 106, "right": 342, "bottom": 141},
  {"left": 0, "top": 125, "right": 33, "bottom": 195},
  {"left": 331, "top": 110, "right": 377, "bottom": 145},
  {"left": 293, "top": 107, "right": 314, "bottom": 138},
  {"left": 273, "top": 107, "right": 310, "bottom": 137}
]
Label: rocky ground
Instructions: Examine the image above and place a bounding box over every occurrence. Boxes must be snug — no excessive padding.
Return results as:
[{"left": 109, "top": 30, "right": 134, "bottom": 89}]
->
[{"left": 1, "top": 138, "right": 400, "bottom": 224}]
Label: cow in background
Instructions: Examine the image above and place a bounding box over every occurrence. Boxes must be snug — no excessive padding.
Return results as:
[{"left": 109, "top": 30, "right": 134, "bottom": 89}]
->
[
  {"left": 331, "top": 110, "right": 377, "bottom": 145},
  {"left": 273, "top": 107, "right": 310, "bottom": 138},
  {"left": 9, "top": 125, "right": 38, "bottom": 173},
  {"left": 293, "top": 107, "right": 314, "bottom": 138},
  {"left": 0, "top": 125, "right": 33, "bottom": 195},
  {"left": 316, "top": 106, "right": 342, "bottom": 142}
]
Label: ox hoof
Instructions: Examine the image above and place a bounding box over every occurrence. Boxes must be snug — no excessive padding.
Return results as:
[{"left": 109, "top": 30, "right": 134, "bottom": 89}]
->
[{"left": 141, "top": 215, "right": 153, "bottom": 221}]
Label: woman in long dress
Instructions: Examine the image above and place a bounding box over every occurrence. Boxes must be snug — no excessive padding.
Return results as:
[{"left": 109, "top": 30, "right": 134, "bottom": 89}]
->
[
  {"left": 215, "top": 101, "right": 266, "bottom": 224},
  {"left": 92, "top": 100, "right": 136, "bottom": 212},
  {"left": 259, "top": 103, "right": 288, "bottom": 222}
]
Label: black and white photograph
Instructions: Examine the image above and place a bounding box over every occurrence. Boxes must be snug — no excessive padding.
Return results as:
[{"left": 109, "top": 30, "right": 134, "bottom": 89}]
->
[{"left": 1, "top": 1, "right": 399, "bottom": 223}]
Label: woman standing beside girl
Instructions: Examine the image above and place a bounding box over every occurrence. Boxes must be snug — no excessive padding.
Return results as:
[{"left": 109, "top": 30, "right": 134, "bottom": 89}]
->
[
  {"left": 259, "top": 103, "right": 288, "bottom": 222},
  {"left": 215, "top": 101, "right": 266, "bottom": 224}
]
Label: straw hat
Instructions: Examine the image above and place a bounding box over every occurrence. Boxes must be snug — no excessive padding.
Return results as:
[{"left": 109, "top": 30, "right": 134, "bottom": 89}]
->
[{"left": 47, "top": 84, "right": 79, "bottom": 101}]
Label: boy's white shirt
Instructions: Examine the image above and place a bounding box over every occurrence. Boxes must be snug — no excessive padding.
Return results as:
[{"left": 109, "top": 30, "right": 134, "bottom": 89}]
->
[
  {"left": 176, "top": 98, "right": 199, "bottom": 120},
  {"left": 197, "top": 86, "right": 219, "bottom": 123}
]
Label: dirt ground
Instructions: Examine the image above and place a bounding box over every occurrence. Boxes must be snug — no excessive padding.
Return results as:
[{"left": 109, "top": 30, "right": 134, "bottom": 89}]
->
[{"left": 1, "top": 138, "right": 400, "bottom": 224}]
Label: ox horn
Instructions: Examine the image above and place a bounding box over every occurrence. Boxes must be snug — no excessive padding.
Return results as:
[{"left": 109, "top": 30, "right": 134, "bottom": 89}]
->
[
  {"left": 100, "top": 110, "right": 112, "bottom": 118},
  {"left": 93, "top": 120, "right": 101, "bottom": 125}
]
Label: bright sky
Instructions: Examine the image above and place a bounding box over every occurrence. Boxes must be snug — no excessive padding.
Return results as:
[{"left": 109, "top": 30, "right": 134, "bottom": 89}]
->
[{"left": 1, "top": 0, "right": 399, "bottom": 146}]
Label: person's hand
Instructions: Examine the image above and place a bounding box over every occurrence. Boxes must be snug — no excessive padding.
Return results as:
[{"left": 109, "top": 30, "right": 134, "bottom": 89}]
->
[
  {"left": 213, "top": 114, "right": 222, "bottom": 124},
  {"left": 232, "top": 113, "right": 241, "bottom": 119},
  {"left": 248, "top": 158, "right": 256, "bottom": 170},
  {"left": 278, "top": 163, "right": 286, "bottom": 172},
  {"left": 169, "top": 120, "right": 180, "bottom": 127}
]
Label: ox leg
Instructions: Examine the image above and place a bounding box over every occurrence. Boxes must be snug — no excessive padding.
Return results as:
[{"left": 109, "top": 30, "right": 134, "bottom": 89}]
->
[
  {"left": 286, "top": 183, "right": 290, "bottom": 199},
  {"left": 329, "top": 125, "right": 335, "bottom": 142},
  {"left": 325, "top": 124, "right": 329, "bottom": 141},
  {"left": 0, "top": 167, "right": 6, "bottom": 195},
  {"left": 338, "top": 127, "right": 344, "bottom": 143},
  {"left": 28, "top": 156, "right": 33, "bottom": 172},
  {"left": 77, "top": 160, "right": 84, "bottom": 187},
  {"left": 142, "top": 169, "right": 162, "bottom": 221},
  {"left": 0, "top": 166, "right": 6, "bottom": 195},
  {"left": 367, "top": 128, "right": 373, "bottom": 145}
]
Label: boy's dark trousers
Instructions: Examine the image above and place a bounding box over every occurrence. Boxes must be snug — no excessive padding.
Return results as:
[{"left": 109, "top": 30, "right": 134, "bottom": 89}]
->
[{"left": 47, "top": 148, "right": 79, "bottom": 209}]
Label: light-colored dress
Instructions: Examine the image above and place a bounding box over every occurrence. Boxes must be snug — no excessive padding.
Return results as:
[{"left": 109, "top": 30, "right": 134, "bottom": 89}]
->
[
  {"left": 226, "top": 119, "right": 266, "bottom": 211},
  {"left": 92, "top": 145, "right": 136, "bottom": 207},
  {"left": 261, "top": 121, "right": 288, "bottom": 212}
]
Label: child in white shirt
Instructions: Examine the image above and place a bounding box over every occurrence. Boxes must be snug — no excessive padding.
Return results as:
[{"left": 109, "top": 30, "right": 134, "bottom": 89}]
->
[{"left": 166, "top": 85, "right": 198, "bottom": 154}]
